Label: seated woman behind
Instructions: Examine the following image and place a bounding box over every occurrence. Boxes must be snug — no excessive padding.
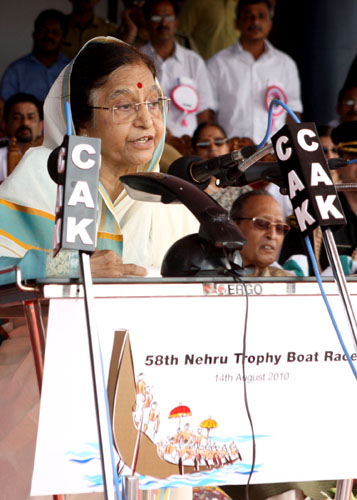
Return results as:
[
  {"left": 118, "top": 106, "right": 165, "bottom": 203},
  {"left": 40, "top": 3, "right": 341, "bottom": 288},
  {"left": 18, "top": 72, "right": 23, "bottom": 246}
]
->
[{"left": 192, "top": 121, "right": 251, "bottom": 210}]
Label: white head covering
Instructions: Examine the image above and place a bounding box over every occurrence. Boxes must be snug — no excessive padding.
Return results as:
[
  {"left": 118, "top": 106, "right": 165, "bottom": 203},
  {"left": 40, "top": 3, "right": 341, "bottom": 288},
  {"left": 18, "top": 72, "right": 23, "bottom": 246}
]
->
[{"left": 43, "top": 36, "right": 165, "bottom": 164}]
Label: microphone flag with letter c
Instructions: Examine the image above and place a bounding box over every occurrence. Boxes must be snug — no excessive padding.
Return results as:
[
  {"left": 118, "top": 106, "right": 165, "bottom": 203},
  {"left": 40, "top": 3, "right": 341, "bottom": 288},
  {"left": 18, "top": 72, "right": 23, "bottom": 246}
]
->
[
  {"left": 271, "top": 122, "right": 346, "bottom": 237},
  {"left": 48, "top": 135, "right": 101, "bottom": 256}
]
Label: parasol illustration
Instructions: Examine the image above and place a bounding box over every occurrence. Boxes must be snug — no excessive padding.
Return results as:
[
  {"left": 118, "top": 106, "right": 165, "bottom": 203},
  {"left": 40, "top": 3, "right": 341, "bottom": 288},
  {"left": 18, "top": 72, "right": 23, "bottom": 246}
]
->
[
  {"left": 169, "top": 403, "right": 192, "bottom": 428},
  {"left": 200, "top": 417, "right": 218, "bottom": 438}
]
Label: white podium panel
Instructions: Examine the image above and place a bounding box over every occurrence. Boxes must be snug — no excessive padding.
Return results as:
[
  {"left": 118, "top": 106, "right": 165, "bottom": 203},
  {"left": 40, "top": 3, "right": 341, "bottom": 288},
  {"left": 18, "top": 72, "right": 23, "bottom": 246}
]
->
[{"left": 32, "top": 282, "right": 357, "bottom": 496}]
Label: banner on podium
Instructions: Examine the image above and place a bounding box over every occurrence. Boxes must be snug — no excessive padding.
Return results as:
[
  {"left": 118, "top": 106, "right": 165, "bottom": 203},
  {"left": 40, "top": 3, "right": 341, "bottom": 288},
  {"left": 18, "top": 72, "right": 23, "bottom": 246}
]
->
[{"left": 32, "top": 291, "right": 357, "bottom": 496}]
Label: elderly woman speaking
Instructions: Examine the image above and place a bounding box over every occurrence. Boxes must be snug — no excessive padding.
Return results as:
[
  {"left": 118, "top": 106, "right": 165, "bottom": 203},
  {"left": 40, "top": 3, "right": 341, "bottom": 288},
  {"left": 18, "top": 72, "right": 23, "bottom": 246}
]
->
[
  {"left": 0, "top": 38, "right": 198, "bottom": 500},
  {"left": 0, "top": 37, "right": 198, "bottom": 282}
]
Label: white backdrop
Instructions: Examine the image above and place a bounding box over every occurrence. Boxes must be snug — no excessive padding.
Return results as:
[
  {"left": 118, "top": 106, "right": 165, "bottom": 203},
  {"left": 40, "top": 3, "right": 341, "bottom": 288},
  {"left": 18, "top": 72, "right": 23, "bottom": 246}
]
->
[{"left": 32, "top": 291, "right": 357, "bottom": 496}]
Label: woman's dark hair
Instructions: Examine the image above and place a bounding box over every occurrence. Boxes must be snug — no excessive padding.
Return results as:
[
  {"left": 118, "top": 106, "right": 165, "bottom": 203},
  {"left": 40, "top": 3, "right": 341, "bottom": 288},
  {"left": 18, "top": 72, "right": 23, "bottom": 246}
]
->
[
  {"left": 143, "top": 0, "right": 180, "bottom": 21},
  {"left": 192, "top": 121, "right": 227, "bottom": 150},
  {"left": 236, "top": 0, "right": 274, "bottom": 19},
  {"left": 70, "top": 41, "right": 157, "bottom": 132}
]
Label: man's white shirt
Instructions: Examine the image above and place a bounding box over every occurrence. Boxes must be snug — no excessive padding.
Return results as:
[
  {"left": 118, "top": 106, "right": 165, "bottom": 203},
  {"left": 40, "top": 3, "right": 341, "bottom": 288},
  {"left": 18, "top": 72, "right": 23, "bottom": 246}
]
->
[
  {"left": 207, "top": 39, "right": 303, "bottom": 144},
  {"left": 141, "top": 42, "right": 216, "bottom": 137}
]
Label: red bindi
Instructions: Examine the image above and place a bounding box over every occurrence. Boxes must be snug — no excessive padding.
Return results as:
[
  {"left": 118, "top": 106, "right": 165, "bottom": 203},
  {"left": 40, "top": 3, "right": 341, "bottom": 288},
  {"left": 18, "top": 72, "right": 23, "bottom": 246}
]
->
[{"left": 137, "top": 82, "right": 143, "bottom": 88}]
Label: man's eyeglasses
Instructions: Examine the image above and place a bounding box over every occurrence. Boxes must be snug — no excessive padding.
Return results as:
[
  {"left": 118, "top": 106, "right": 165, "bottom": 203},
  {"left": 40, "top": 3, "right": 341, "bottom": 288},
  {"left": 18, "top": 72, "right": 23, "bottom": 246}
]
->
[
  {"left": 90, "top": 97, "right": 171, "bottom": 124},
  {"left": 196, "top": 138, "right": 228, "bottom": 148},
  {"left": 150, "top": 14, "right": 176, "bottom": 22},
  {"left": 236, "top": 217, "right": 290, "bottom": 235},
  {"left": 342, "top": 99, "right": 357, "bottom": 107}
]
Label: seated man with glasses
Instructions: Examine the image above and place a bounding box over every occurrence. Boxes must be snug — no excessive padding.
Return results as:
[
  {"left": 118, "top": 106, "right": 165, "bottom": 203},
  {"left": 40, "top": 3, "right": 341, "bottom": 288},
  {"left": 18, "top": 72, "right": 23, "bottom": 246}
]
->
[{"left": 231, "top": 190, "right": 293, "bottom": 277}]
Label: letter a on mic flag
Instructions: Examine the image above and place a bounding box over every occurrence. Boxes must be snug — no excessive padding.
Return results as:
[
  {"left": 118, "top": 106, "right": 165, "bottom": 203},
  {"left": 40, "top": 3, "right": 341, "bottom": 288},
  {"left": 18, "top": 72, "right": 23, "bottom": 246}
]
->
[
  {"left": 52, "top": 135, "right": 101, "bottom": 254},
  {"left": 271, "top": 122, "right": 346, "bottom": 237}
]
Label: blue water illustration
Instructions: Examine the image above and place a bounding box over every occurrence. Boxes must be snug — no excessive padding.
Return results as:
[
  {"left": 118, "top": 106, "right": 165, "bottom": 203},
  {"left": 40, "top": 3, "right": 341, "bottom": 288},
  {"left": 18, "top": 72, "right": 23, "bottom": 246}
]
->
[
  {"left": 84, "top": 475, "right": 104, "bottom": 488},
  {"left": 209, "top": 434, "right": 270, "bottom": 444},
  {"left": 140, "top": 460, "right": 262, "bottom": 489},
  {"left": 66, "top": 434, "right": 267, "bottom": 490},
  {"left": 67, "top": 442, "right": 103, "bottom": 488}
]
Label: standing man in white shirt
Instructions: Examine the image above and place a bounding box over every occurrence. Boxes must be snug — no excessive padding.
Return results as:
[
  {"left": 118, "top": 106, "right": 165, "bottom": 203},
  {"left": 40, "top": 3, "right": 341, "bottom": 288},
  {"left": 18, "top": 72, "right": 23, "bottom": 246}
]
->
[
  {"left": 141, "top": 0, "right": 215, "bottom": 138},
  {"left": 207, "top": 0, "right": 303, "bottom": 145}
]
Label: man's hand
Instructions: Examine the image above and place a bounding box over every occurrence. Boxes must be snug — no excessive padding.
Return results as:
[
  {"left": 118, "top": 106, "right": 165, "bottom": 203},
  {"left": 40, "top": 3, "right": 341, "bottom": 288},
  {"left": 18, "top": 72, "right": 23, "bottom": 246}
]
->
[
  {"left": 120, "top": 8, "right": 139, "bottom": 45},
  {"left": 90, "top": 250, "right": 147, "bottom": 277},
  {"left": 7, "top": 137, "right": 22, "bottom": 175}
]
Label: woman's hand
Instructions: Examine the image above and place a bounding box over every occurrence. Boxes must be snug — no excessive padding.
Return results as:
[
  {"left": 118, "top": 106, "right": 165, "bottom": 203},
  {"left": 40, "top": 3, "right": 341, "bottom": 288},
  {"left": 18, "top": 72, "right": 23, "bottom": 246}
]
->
[{"left": 90, "top": 250, "right": 147, "bottom": 277}]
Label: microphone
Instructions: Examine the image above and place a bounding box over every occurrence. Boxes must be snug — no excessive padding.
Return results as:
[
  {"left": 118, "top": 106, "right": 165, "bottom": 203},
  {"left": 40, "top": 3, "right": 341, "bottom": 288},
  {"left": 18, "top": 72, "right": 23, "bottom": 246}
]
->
[
  {"left": 271, "top": 122, "right": 346, "bottom": 236},
  {"left": 120, "top": 171, "right": 247, "bottom": 276},
  {"left": 223, "top": 155, "right": 347, "bottom": 189},
  {"left": 47, "top": 140, "right": 67, "bottom": 185},
  {"left": 233, "top": 161, "right": 286, "bottom": 189},
  {"left": 167, "top": 141, "right": 349, "bottom": 197},
  {"left": 167, "top": 146, "right": 257, "bottom": 188},
  {"left": 231, "top": 156, "right": 347, "bottom": 190},
  {"left": 47, "top": 134, "right": 101, "bottom": 255}
]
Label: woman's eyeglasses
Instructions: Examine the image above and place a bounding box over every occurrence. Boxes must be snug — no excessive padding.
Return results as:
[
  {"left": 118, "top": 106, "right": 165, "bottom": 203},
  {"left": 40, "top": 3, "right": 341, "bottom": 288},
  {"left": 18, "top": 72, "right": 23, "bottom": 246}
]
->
[
  {"left": 90, "top": 97, "right": 171, "bottom": 124},
  {"left": 236, "top": 217, "right": 290, "bottom": 235},
  {"left": 196, "top": 138, "right": 228, "bottom": 148}
]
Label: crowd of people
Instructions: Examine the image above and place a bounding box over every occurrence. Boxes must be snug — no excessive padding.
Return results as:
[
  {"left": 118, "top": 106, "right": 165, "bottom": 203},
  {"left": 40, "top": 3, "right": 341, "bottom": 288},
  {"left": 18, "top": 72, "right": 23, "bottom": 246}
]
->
[
  {"left": 1, "top": 0, "right": 356, "bottom": 279},
  {"left": 0, "top": 0, "right": 357, "bottom": 499}
]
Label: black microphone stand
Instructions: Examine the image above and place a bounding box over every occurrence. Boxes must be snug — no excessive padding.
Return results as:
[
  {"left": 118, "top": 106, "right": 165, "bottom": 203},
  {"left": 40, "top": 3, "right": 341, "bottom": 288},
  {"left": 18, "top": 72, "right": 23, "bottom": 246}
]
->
[
  {"left": 322, "top": 228, "right": 357, "bottom": 349},
  {"left": 247, "top": 138, "right": 357, "bottom": 500},
  {"left": 50, "top": 132, "right": 118, "bottom": 500},
  {"left": 79, "top": 251, "right": 116, "bottom": 500},
  {"left": 322, "top": 186, "right": 357, "bottom": 500}
]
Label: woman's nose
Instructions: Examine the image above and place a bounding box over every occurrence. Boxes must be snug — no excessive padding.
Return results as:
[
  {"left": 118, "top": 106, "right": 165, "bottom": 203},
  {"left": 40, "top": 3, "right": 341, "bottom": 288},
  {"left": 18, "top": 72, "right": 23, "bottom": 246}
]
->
[{"left": 134, "top": 103, "right": 154, "bottom": 126}]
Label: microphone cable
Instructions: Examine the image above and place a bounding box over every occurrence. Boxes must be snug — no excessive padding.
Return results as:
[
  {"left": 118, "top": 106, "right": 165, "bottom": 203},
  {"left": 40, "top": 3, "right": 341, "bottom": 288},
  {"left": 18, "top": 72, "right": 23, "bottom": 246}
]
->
[
  {"left": 256, "top": 99, "right": 300, "bottom": 150},
  {"left": 224, "top": 257, "right": 256, "bottom": 500},
  {"left": 256, "top": 99, "right": 357, "bottom": 380}
]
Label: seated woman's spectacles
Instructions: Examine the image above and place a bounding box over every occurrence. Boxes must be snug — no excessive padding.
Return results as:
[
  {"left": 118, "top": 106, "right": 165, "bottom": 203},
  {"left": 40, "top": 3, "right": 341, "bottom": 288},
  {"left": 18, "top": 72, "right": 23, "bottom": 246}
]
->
[
  {"left": 196, "top": 138, "right": 228, "bottom": 148},
  {"left": 235, "top": 217, "right": 290, "bottom": 235},
  {"left": 90, "top": 97, "right": 171, "bottom": 124}
]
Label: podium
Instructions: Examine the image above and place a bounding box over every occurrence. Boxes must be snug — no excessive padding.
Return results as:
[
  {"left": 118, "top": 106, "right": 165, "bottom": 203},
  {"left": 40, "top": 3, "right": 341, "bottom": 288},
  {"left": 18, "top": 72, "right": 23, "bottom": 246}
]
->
[{"left": 0, "top": 276, "right": 356, "bottom": 498}]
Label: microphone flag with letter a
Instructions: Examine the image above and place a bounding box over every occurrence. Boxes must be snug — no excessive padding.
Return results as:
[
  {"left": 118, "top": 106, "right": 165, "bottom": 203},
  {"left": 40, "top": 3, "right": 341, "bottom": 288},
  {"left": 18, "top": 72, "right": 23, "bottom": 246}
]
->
[
  {"left": 271, "top": 122, "right": 346, "bottom": 238},
  {"left": 49, "top": 135, "right": 101, "bottom": 256}
]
